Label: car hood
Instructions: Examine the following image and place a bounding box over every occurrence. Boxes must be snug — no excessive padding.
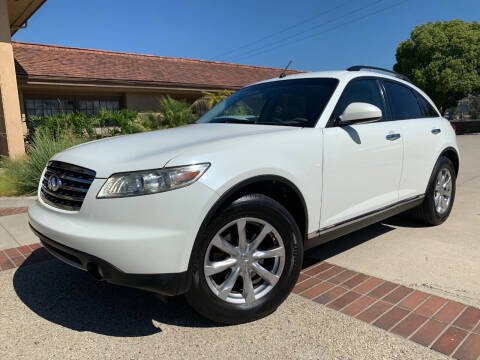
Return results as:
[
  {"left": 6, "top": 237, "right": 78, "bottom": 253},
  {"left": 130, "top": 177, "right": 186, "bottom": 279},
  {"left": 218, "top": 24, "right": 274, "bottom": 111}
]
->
[{"left": 52, "top": 123, "right": 295, "bottom": 177}]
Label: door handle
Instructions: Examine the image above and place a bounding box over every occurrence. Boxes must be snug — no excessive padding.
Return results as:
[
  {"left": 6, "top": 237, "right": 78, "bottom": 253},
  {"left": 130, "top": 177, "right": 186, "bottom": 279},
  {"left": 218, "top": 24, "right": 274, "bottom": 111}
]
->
[
  {"left": 431, "top": 128, "right": 441, "bottom": 134},
  {"left": 386, "top": 133, "right": 401, "bottom": 141}
]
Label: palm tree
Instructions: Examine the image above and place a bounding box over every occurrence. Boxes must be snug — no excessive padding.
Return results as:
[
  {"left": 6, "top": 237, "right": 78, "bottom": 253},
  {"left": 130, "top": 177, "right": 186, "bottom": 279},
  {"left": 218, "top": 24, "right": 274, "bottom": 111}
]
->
[{"left": 191, "top": 90, "right": 232, "bottom": 116}]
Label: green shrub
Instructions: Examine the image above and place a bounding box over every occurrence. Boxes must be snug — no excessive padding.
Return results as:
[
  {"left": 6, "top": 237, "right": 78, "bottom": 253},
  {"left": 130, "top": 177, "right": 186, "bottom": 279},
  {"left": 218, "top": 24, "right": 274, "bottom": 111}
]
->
[
  {"left": 138, "top": 112, "right": 163, "bottom": 130},
  {"left": 157, "top": 96, "right": 197, "bottom": 128},
  {"left": 1, "top": 128, "right": 85, "bottom": 195},
  {"left": 109, "top": 109, "right": 146, "bottom": 135},
  {"left": 91, "top": 109, "right": 144, "bottom": 136},
  {"left": 0, "top": 169, "right": 18, "bottom": 196},
  {"left": 29, "top": 109, "right": 143, "bottom": 140},
  {"left": 29, "top": 112, "right": 95, "bottom": 140}
]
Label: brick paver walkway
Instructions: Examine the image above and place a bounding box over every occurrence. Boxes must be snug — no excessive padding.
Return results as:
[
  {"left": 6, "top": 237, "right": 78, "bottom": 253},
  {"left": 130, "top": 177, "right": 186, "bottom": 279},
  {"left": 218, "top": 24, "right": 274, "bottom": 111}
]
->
[{"left": 296, "top": 262, "right": 480, "bottom": 360}]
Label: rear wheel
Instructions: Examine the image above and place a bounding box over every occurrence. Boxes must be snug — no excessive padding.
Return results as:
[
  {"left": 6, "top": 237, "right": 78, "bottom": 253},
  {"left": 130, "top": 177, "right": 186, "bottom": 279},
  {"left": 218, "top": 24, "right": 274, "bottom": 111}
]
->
[
  {"left": 185, "top": 194, "right": 303, "bottom": 324},
  {"left": 412, "top": 156, "right": 456, "bottom": 225}
]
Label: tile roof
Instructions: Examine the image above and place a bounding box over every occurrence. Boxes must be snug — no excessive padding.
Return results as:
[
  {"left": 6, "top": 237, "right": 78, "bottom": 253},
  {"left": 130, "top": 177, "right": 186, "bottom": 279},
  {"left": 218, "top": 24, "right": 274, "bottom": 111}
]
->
[{"left": 13, "top": 42, "right": 303, "bottom": 90}]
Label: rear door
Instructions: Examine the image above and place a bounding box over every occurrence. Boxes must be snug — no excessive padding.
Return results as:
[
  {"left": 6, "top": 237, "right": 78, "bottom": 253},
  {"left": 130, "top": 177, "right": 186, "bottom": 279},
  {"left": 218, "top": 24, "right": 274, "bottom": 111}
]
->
[
  {"left": 321, "top": 78, "right": 403, "bottom": 229},
  {"left": 381, "top": 80, "right": 442, "bottom": 200}
]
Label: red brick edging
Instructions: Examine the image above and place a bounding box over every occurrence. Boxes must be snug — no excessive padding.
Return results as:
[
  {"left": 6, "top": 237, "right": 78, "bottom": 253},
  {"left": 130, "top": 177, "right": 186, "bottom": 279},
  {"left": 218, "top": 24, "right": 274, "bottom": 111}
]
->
[
  {"left": 0, "top": 243, "right": 52, "bottom": 270},
  {"left": 1, "top": 241, "right": 479, "bottom": 359},
  {"left": 295, "top": 262, "right": 480, "bottom": 359},
  {"left": 0, "top": 207, "right": 28, "bottom": 217}
]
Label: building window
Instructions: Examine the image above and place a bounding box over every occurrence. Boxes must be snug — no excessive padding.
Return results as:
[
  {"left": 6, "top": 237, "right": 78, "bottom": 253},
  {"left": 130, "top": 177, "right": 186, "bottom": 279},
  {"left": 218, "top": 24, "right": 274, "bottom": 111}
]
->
[
  {"left": 78, "top": 100, "right": 120, "bottom": 116},
  {"left": 24, "top": 96, "right": 122, "bottom": 119},
  {"left": 25, "top": 98, "right": 75, "bottom": 118}
]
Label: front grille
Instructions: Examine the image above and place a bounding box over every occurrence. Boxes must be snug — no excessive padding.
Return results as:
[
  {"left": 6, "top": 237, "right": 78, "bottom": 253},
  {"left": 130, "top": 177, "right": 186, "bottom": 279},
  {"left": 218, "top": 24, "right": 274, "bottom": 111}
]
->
[{"left": 40, "top": 161, "right": 96, "bottom": 211}]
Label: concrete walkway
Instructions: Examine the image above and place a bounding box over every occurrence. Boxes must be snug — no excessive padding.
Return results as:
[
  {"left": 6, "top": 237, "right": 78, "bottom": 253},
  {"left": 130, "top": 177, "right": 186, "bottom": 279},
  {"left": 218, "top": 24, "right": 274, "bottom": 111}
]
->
[
  {"left": 0, "top": 196, "right": 37, "bottom": 208},
  {"left": 0, "top": 213, "right": 39, "bottom": 250},
  {"left": 0, "top": 197, "right": 38, "bottom": 250}
]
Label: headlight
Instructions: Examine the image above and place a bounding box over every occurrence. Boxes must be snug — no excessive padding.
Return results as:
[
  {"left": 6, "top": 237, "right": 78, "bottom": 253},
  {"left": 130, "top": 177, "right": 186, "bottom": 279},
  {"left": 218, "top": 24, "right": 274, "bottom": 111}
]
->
[{"left": 97, "top": 163, "right": 210, "bottom": 198}]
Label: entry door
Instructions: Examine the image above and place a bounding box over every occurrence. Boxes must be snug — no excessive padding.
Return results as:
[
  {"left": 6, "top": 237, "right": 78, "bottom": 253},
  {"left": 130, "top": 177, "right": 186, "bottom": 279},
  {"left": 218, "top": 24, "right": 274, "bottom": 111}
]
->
[{"left": 320, "top": 78, "right": 403, "bottom": 229}]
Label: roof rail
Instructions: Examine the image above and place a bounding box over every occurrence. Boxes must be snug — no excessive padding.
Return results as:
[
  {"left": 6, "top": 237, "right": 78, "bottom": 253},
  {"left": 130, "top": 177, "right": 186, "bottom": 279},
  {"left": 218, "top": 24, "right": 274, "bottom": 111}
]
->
[{"left": 347, "top": 65, "right": 411, "bottom": 83}]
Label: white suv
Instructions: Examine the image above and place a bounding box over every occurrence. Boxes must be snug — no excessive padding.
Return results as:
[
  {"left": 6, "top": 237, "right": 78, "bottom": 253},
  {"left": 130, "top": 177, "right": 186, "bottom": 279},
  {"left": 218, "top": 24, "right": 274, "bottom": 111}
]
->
[{"left": 29, "top": 66, "right": 459, "bottom": 324}]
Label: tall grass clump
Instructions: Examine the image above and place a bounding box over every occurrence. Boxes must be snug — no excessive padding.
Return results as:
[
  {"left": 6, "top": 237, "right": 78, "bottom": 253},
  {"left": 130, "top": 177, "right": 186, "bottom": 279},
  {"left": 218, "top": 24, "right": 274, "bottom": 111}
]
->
[
  {"left": 1, "top": 129, "right": 86, "bottom": 195},
  {"left": 0, "top": 168, "right": 18, "bottom": 196}
]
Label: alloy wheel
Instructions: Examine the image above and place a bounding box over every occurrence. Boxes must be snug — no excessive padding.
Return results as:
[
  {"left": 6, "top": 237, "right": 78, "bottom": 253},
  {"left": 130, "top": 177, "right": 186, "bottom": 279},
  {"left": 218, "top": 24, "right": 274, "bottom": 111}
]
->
[
  {"left": 434, "top": 168, "right": 452, "bottom": 214},
  {"left": 203, "top": 217, "right": 285, "bottom": 305}
]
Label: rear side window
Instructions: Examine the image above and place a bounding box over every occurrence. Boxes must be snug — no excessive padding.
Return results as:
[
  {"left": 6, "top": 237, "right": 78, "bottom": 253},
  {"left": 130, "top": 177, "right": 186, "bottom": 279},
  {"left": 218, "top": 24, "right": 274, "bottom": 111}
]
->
[
  {"left": 383, "top": 81, "right": 423, "bottom": 120},
  {"left": 334, "top": 79, "right": 386, "bottom": 121},
  {"left": 416, "top": 92, "right": 439, "bottom": 117}
]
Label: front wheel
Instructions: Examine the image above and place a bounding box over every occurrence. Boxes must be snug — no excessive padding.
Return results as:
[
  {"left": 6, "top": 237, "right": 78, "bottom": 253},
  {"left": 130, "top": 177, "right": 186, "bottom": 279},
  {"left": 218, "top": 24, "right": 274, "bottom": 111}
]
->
[
  {"left": 412, "top": 156, "right": 456, "bottom": 225},
  {"left": 185, "top": 194, "right": 303, "bottom": 324}
]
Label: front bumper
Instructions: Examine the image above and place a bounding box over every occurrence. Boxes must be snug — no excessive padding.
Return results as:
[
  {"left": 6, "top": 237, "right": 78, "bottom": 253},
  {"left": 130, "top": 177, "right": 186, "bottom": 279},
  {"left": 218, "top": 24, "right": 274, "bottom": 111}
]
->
[
  {"left": 31, "top": 225, "right": 190, "bottom": 296},
  {"left": 28, "top": 179, "right": 219, "bottom": 274}
]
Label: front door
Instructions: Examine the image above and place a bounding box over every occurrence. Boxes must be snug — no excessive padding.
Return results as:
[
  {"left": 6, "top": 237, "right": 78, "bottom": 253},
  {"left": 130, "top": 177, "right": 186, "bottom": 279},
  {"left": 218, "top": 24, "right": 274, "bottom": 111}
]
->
[{"left": 321, "top": 78, "right": 403, "bottom": 229}]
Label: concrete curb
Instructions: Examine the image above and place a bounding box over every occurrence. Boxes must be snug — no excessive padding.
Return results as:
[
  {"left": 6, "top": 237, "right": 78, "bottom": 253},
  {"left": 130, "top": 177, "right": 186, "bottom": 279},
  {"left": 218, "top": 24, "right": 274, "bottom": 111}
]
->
[{"left": 0, "top": 196, "right": 37, "bottom": 208}]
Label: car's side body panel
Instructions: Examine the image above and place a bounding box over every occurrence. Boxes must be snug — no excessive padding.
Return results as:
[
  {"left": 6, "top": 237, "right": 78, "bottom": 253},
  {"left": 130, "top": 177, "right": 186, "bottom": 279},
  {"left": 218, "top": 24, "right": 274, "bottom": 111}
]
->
[
  {"left": 167, "top": 127, "right": 325, "bottom": 235},
  {"left": 320, "top": 121, "right": 403, "bottom": 228},
  {"left": 397, "top": 117, "right": 458, "bottom": 200},
  {"left": 305, "top": 194, "right": 424, "bottom": 250}
]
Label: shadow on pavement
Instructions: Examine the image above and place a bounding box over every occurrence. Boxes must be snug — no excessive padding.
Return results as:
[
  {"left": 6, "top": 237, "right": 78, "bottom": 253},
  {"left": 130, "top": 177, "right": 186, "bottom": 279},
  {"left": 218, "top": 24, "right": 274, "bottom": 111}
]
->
[
  {"left": 383, "top": 213, "right": 432, "bottom": 228},
  {"left": 304, "top": 214, "right": 409, "bottom": 267},
  {"left": 13, "top": 255, "right": 219, "bottom": 337},
  {"left": 303, "top": 213, "right": 429, "bottom": 268}
]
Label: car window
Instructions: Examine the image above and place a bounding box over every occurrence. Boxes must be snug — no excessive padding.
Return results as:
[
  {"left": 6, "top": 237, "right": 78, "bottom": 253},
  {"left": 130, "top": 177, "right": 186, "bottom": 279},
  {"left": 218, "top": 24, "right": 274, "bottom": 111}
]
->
[
  {"left": 197, "top": 78, "right": 339, "bottom": 127},
  {"left": 334, "top": 79, "right": 386, "bottom": 121},
  {"left": 416, "top": 92, "right": 440, "bottom": 118},
  {"left": 383, "top": 81, "right": 423, "bottom": 120},
  {"left": 270, "top": 92, "right": 309, "bottom": 123},
  {"left": 222, "top": 93, "right": 265, "bottom": 117}
]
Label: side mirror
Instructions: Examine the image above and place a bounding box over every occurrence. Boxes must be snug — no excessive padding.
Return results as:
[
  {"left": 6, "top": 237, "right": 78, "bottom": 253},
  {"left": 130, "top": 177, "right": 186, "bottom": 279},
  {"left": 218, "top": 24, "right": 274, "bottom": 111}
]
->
[{"left": 338, "top": 102, "right": 382, "bottom": 125}]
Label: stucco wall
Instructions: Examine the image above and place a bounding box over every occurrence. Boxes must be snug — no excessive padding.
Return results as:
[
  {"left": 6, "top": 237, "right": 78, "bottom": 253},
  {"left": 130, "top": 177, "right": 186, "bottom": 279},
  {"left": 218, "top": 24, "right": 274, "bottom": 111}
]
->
[
  {"left": 0, "top": 0, "right": 25, "bottom": 157},
  {"left": 124, "top": 93, "right": 161, "bottom": 112},
  {"left": 124, "top": 92, "right": 200, "bottom": 112}
]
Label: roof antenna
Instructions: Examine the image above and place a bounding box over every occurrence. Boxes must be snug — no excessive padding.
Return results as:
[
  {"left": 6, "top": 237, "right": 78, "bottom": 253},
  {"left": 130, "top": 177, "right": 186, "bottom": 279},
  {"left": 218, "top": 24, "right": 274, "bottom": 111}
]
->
[{"left": 279, "top": 60, "right": 292, "bottom": 78}]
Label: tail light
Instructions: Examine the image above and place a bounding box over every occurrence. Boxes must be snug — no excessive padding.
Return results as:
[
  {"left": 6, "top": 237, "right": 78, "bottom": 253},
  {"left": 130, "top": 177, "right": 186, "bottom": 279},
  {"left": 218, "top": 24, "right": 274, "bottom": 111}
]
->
[{"left": 450, "top": 122, "right": 456, "bottom": 132}]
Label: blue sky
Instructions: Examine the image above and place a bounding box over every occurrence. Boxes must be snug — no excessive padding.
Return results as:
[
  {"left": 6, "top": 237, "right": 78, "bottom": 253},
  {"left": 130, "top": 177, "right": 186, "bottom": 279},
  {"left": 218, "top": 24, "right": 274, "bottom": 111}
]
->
[{"left": 12, "top": 0, "right": 480, "bottom": 72}]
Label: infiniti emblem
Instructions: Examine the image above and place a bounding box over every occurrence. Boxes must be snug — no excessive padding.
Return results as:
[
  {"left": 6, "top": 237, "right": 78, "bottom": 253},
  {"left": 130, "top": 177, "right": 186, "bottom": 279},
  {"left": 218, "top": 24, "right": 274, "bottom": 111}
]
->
[{"left": 47, "top": 174, "right": 62, "bottom": 192}]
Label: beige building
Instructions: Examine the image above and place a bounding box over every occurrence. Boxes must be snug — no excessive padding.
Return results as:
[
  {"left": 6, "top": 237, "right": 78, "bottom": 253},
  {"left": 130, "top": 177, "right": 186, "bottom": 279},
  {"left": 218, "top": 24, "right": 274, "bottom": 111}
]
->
[
  {"left": 1, "top": 0, "right": 46, "bottom": 158},
  {"left": 0, "top": 0, "right": 299, "bottom": 158}
]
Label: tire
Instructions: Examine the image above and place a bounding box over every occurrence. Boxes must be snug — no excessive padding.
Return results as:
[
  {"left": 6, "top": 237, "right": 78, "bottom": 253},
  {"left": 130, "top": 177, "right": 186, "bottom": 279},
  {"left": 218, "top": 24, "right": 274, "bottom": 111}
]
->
[
  {"left": 412, "top": 156, "right": 456, "bottom": 225},
  {"left": 185, "top": 193, "right": 303, "bottom": 324}
]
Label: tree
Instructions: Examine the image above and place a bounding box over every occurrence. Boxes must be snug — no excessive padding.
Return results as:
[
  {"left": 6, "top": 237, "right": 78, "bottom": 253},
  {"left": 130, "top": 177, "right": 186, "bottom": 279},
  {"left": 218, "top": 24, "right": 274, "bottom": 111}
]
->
[{"left": 394, "top": 20, "right": 480, "bottom": 114}]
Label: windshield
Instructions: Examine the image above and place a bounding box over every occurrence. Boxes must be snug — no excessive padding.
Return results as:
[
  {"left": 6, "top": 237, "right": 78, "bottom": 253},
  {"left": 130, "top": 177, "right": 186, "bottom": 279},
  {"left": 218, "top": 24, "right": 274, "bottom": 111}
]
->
[{"left": 197, "top": 78, "right": 338, "bottom": 127}]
